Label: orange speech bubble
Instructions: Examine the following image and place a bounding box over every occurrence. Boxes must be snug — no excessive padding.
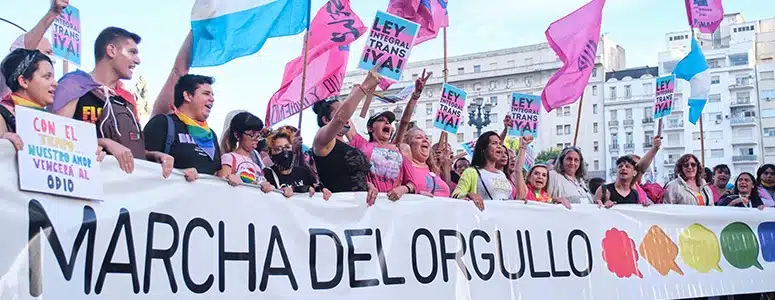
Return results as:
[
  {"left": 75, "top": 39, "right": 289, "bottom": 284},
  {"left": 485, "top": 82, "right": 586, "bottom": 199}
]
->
[{"left": 639, "top": 225, "right": 684, "bottom": 276}]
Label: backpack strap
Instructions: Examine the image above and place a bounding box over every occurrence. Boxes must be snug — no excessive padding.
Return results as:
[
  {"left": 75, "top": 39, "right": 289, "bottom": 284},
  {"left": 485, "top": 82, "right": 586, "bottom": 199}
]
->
[
  {"left": 0, "top": 105, "right": 16, "bottom": 133},
  {"left": 267, "top": 168, "right": 282, "bottom": 189},
  {"left": 163, "top": 114, "right": 175, "bottom": 154},
  {"left": 473, "top": 168, "right": 495, "bottom": 200},
  {"left": 602, "top": 184, "right": 609, "bottom": 203}
]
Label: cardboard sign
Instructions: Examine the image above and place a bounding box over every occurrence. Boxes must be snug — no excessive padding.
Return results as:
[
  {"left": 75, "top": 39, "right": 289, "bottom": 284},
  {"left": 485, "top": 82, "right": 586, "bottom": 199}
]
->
[
  {"left": 15, "top": 107, "right": 101, "bottom": 199},
  {"left": 433, "top": 83, "right": 467, "bottom": 134},
  {"left": 508, "top": 93, "right": 540, "bottom": 137},
  {"left": 376, "top": 85, "right": 415, "bottom": 103},
  {"left": 358, "top": 11, "right": 419, "bottom": 82},
  {"left": 51, "top": 5, "right": 81, "bottom": 65},
  {"left": 462, "top": 139, "right": 476, "bottom": 158},
  {"left": 654, "top": 75, "right": 676, "bottom": 120}
]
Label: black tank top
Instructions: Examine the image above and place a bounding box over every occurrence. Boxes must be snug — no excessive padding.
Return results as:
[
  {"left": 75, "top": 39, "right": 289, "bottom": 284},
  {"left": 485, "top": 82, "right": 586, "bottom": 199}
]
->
[
  {"left": 313, "top": 139, "right": 370, "bottom": 192},
  {"left": 604, "top": 184, "right": 639, "bottom": 204}
]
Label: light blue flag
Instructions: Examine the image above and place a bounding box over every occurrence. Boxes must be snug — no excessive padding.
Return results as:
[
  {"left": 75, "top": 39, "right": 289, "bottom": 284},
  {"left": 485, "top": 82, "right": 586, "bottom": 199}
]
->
[
  {"left": 191, "top": 0, "right": 311, "bottom": 68},
  {"left": 673, "top": 36, "right": 708, "bottom": 81}
]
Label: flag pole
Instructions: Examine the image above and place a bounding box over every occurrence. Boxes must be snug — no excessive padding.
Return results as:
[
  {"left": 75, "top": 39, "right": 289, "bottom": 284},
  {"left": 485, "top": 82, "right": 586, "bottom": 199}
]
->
[
  {"left": 439, "top": 26, "right": 449, "bottom": 146},
  {"left": 296, "top": 30, "right": 310, "bottom": 130},
  {"left": 699, "top": 115, "right": 706, "bottom": 166},
  {"left": 572, "top": 93, "right": 585, "bottom": 147}
]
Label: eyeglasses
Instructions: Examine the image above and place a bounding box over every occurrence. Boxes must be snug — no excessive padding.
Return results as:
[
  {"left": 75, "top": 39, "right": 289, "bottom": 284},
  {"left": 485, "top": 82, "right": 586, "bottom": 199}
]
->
[
  {"left": 272, "top": 145, "right": 293, "bottom": 153},
  {"left": 682, "top": 162, "right": 698, "bottom": 169},
  {"left": 243, "top": 132, "right": 261, "bottom": 140}
]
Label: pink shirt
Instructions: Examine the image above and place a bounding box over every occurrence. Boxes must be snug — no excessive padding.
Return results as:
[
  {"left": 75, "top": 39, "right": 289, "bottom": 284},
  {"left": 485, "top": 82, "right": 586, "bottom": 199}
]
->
[
  {"left": 350, "top": 134, "right": 409, "bottom": 193},
  {"left": 221, "top": 152, "right": 266, "bottom": 185},
  {"left": 406, "top": 163, "right": 451, "bottom": 197}
]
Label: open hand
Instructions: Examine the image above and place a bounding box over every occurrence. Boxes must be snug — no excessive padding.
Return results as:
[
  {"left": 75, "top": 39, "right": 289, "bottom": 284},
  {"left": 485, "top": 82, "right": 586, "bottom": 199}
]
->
[
  {"left": 104, "top": 141, "right": 134, "bottom": 174},
  {"left": 467, "top": 192, "right": 485, "bottom": 211},
  {"left": 51, "top": 0, "right": 69, "bottom": 14}
]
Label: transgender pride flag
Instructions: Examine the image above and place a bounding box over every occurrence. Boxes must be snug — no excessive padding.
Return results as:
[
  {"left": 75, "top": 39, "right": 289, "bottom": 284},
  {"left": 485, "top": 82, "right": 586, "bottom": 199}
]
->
[{"left": 191, "top": 0, "right": 310, "bottom": 67}]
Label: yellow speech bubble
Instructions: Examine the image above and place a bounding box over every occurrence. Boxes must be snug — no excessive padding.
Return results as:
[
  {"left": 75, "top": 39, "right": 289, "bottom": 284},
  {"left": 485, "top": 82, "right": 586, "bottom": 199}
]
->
[
  {"left": 679, "top": 224, "right": 722, "bottom": 273},
  {"left": 640, "top": 225, "right": 684, "bottom": 276}
]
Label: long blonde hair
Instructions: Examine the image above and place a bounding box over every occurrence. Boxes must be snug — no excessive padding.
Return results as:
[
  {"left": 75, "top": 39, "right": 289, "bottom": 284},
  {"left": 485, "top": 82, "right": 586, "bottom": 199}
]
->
[{"left": 403, "top": 127, "right": 439, "bottom": 174}]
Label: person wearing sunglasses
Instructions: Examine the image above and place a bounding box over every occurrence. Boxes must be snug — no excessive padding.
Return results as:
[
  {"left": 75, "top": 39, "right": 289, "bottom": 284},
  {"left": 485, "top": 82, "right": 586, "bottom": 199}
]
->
[
  {"left": 217, "top": 112, "right": 272, "bottom": 192},
  {"left": 664, "top": 154, "right": 713, "bottom": 206}
]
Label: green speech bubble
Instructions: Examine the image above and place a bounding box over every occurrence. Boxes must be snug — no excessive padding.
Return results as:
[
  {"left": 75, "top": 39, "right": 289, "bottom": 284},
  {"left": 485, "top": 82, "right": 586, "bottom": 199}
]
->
[{"left": 720, "top": 222, "right": 763, "bottom": 270}]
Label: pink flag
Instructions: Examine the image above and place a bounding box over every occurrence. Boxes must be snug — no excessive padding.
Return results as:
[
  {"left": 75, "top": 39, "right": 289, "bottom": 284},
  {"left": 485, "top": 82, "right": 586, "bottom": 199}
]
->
[
  {"left": 541, "top": 0, "right": 606, "bottom": 112},
  {"left": 380, "top": 0, "right": 448, "bottom": 90},
  {"left": 685, "top": 0, "right": 724, "bottom": 34},
  {"left": 265, "top": 0, "right": 366, "bottom": 127}
]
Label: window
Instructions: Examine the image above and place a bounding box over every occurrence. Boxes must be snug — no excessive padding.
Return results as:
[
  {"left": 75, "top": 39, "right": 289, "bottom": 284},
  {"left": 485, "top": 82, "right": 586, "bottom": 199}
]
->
[
  {"left": 624, "top": 85, "right": 632, "bottom": 98},
  {"left": 762, "top": 108, "right": 775, "bottom": 118},
  {"left": 625, "top": 132, "right": 634, "bottom": 144},
  {"left": 711, "top": 149, "right": 724, "bottom": 158},
  {"left": 611, "top": 133, "right": 619, "bottom": 144},
  {"left": 563, "top": 106, "right": 571, "bottom": 116},
  {"left": 556, "top": 108, "right": 562, "bottom": 117},
  {"left": 709, "top": 94, "right": 721, "bottom": 103},
  {"left": 662, "top": 60, "right": 679, "bottom": 74},
  {"left": 490, "top": 113, "right": 498, "bottom": 121},
  {"left": 766, "top": 147, "right": 775, "bottom": 154},
  {"left": 729, "top": 53, "right": 749, "bottom": 66},
  {"left": 474, "top": 65, "right": 482, "bottom": 73},
  {"left": 457, "top": 133, "right": 464, "bottom": 142},
  {"left": 457, "top": 67, "right": 465, "bottom": 74},
  {"left": 644, "top": 107, "right": 651, "bottom": 119},
  {"left": 764, "top": 128, "right": 775, "bottom": 137},
  {"left": 594, "top": 160, "right": 600, "bottom": 170},
  {"left": 412, "top": 74, "right": 419, "bottom": 80},
  {"left": 474, "top": 82, "right": 482, "bottom": 91},
  {"left": 593, "top": 122, "right": 599, "bottom": 133},
  {"left": 556, "top": 125, "right": 563, "bottom": 135},
  {"left": 557, "top": 143, "right": 564, "bottom": 149},
  {"left": 592, "top": 68, "right": 598, "bottom": 78},
  {"left": 593, "top": 104, "right": 598, "bottom": 114},
  {"left": 524, "top": 76, "right": 534, "bottom": 86},
  {"left": 740, "top": 148, "right": 755, "bottom": 156},
  {"left": 643, "top": 83, "right": 653, "bottom": 94},
  {"left": 711, "top": 76, "right": 720, "bottom": 84},
  {"left": 645, "top": 130, "right": 654, "bottom": 142},
  {"left": 489, "top": 96, "right": 498, "bottom": 106},
  {"left": 564, "top": 125, "right": 571, "bottom": 135},
  {"left": 667, "top": 133, "right": 681, "bottom": 146},
  {"left": 736, "top": 76, "right": 751, "bottom": 86},
  {"left": 507, "top": 79, "right": 516, "bottom": 88},
  {"left": 707, "top": 59, "right": 723, "bottom": 68},
  {"left": 736, "top": 92, "right": 751, "bottom": 103},
  {"left": 592, "top": 85, "right": 598, "bottom": 96},
  {"left": 425, "top": 119, "right": 433, "bottom": 128},
  {"left": 609, "top": 86, "right": 617, "bottom": 98},
  {"left": 507, "top": 60, "right": 515, "bottom": 68},
  {"left": 693, "top": 130, "right": 723, "bottom": 140},
  {"left": 524, "top": 57, "right": 533, "bottom": 65},
  {"left": 594, "top": 141, "right": 599, "bottom": 151},
  {"left": 763, "top": 90, "right": 775, "bottom": 100},
  {"left": 565, "top": 143, "right": 571, "bottom": 148},
  {"left": 761, "top": 71, "right": 775, "bottom": 80},
  {"left": 425, "top": 103, "right": 433, "bottom": 115},
  {"left": 625, "top": 108, "right": 633, "bottom": 119},
  {"left": 610, "top": 110, "right": 618, "bottom": 121},
  {"left": 489, "top": 81, "right": 497, "bottom": 90},
  {"left": 489, "top": 62, "right": 498, "bottom": 70}
]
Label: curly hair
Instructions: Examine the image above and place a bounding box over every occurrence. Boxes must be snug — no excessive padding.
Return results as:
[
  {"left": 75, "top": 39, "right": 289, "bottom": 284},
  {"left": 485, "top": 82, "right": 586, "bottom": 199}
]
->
[
  {"left": 267, "top": 128, "right": 296, "bottom": 153},
  {"left": 553, "top": 147, "right": 587, "bottom": 180},
  {"left": 674, "top": 154, "right": 704, "bottom": 184},
  {"left": 403, "top": 127, "right": 439, "bottom": 174}
]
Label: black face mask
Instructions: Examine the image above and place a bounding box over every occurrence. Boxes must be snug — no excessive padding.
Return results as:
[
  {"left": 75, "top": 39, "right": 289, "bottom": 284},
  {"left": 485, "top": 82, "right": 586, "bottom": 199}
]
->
[{"left": 271, "top": 150, "right": 295, "bottom": 170}]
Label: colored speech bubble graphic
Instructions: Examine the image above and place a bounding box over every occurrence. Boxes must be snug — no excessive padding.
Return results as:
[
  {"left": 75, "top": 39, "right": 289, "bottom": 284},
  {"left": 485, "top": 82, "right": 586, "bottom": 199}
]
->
[
  {"left": 720, "top": 222, "right": 763, "bottom": 270},
  {"left": 679, "top": 224, "right": 722, "bottom": 273},
  {"left": 639, "top": 225, "right": 684, "bottom": 276},
  {"left": 758, "top": 222, "right": 775, "bottom": 263},
  {"left": 602, "top": 228, "right": 643, "bottom": 278}
]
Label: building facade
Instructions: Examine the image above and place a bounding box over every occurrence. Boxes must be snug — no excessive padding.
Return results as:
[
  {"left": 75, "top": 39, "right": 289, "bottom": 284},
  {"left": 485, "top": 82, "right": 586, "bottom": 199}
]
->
[
  {"left": 338, "top": 36, "right": 625, "bottom": 179},
  {"left": 756, "top": 18, "right": 775, "bottom": 163}
]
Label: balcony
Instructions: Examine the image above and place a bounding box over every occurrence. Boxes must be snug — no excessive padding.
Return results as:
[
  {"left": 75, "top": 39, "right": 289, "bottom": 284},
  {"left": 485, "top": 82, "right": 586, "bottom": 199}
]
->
[
  {"left": 608, "top": 120, "right": 619, "bottom": 127},
  {"left": 642, "top": 118, "right": 655, "bottom": 125},
  {"left": 729, "top": 82, "right": 754, "bottom": 90},
  {"left": 643, "top": 141, "right": 653, "bottom": 148},
  {"left": 732, "top": 155, "right": 759, "bottom": 163},
  {"left": 663, "top": 121, "right": 685, "bottom": 131},
  {"left": 623, "top": 119, "right": 635, "bottom": 127},
  {"left": 663, "top": 159, "right": 677, "bottom": 166},
  {"left": 624, "top": 143, "right": 635, "bottom": 150},
  {"left": 730, "top": 117, "right": 756, "bottom": 126},
  {"left": 730, "top": 99, "right": 755, "bottom": 108},
  {"left": 609, "top": 144, "right": 620, "bottom": 152}
]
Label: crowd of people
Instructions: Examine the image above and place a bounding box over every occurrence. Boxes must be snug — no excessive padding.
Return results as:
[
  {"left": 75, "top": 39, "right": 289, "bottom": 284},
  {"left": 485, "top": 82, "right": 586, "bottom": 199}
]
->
[{"left": 1, "top": 2, "right": 774, "bottom": 299}]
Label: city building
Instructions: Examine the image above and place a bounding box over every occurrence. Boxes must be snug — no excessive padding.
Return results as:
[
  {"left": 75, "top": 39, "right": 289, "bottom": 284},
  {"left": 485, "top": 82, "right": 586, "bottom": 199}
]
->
[
  {"left": 338, "top": 36, "right": 625, "bottom": 179},
  {"left": 657, "top": 13, "right": 767, "bottom": 180},
  {"left": 756, "top": 18, "right": 775, "bottom": 163},
  {"left": 602, "top": 66, "right": 663, "bottom": 183}
]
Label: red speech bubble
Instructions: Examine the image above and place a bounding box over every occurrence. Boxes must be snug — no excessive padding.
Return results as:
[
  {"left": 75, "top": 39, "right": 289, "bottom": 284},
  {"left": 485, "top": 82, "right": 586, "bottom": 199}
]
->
[{"left": 602, "top": 228, "right": 643, "bottom": 278}]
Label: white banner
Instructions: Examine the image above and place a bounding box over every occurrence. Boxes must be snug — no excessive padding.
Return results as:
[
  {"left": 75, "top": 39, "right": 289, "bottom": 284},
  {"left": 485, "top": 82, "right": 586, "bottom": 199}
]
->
[{"left": 0, "top": 143, "right": 774, "bottom": 299}]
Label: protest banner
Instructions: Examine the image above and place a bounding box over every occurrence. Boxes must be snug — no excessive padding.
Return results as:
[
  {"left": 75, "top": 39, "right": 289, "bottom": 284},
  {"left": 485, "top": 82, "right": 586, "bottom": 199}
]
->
[
  {"left": 461, "top": 138, "right": 476, "bottom": 157},
  {"left": 358, "top": 11, "right": 419, "bottom": 82},
  {"left": 433, "top": 83, "right": 466, "bottom": 134},
  {"left": 654, "top": 75, "right": 676, "bottom": 120},
  {"left": 14, "top": 107, "right": 101, "bottom": 200},
  {"left": 508, "top": 93, "right": 540, "bottom": 137},
  {"left": 0, "top": 143, "right": 775, "bottom": 299},
  {"left": 523, "top": 145, "right": 535, "bottom": 172},
  {"left": 51, "top": 5, "right": 81, "bottom": 65}
]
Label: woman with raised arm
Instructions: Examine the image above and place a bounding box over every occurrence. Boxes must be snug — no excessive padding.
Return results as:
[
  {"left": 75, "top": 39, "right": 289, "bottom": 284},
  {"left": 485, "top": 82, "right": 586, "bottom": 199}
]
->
[
  {"left": 452, "top": 131, "right": 513, "bottom": 210},
  {"left": 398, "top": 127, "right": 450, "bottom": 197},
  {"left": 312, "top": 68, "right": 380, "bottom": 205},
  {"left": 515, "top": 136, "right": 571, "bottom": 209},
  {"left": 594, "top": 156, "right": 642, "bottom": 208},
  {"left": 392, "top": 69, "right": 431, "bottom": 145}
]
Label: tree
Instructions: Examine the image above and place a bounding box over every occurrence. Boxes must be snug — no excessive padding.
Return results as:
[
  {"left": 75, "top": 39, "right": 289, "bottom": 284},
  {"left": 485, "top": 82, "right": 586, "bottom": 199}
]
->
[{"left": 536, "top": 147, "right": 561, "bottom": 164}]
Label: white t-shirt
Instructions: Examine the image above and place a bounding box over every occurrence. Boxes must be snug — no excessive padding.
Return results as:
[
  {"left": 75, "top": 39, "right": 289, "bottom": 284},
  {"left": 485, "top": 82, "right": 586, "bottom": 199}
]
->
[
  {"left": 476, "top": 169, "right": 513, "bottom": 200},
  {"left": 548, "top": 170, "right": 592, "bottom": 204}
]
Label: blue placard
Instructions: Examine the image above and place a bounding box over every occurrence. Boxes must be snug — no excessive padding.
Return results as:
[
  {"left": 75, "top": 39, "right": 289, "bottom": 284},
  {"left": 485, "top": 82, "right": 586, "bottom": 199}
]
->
[{"left": 358, "top": 11, "right": 419, "bottom": 82}]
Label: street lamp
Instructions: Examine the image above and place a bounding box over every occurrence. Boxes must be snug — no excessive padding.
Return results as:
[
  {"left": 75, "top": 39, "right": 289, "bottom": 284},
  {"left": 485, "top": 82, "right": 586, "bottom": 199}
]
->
[{"left": 467, "top": 97, "right": 493, "bottom": 137}]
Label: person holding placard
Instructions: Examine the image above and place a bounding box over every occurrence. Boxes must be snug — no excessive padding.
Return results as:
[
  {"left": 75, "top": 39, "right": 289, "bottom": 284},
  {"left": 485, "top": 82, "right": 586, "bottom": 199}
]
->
[
  {"left": 452, "top": 131, "right": 513, "bottom": 210},
  {"left": 514, "top": 136, "right": 571, "bottom": 209},
  {"left": 547, "top": 147, "right": 593, "bottom": 204},
  {"left": 312, "top": 68, "right": 379, "bottom": 205},
  {"left": 0, "top": 48, "right": 105, "bottom": 160}
]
